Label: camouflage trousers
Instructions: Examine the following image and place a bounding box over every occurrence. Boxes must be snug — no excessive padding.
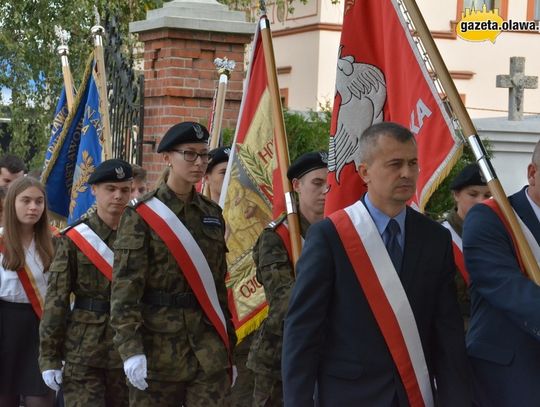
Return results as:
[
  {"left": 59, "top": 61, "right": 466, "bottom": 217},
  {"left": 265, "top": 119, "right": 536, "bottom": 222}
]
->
[
  {"left": 252, "top": 372, "right": 283, "bottom": 407},
  {"left": 231, "top": 334, "right": 255, "bottom": 407},
  {"left": 62, "top": 363, "right": 128, "bottom": 407},
  {"left": 129, "top": 369, "right": 230, "bottom": 407}
]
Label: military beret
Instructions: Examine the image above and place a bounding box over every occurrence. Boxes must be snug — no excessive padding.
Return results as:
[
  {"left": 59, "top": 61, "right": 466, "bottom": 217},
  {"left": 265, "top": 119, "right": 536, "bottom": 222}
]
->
[
  {"left": 206, "top": 146, "right": 231, "bottom": 173},
  {"left": 88, "top": 159, "right": 133, "bottom": 185},
  {"left": 157, "top": 122, "right": 209, "bottom": 153},
  {"left": 287, "top": 151, "right": 329, "bottom": 181},
  {"left": 450, "top": 163, "right": 486, "bottom": 191}
]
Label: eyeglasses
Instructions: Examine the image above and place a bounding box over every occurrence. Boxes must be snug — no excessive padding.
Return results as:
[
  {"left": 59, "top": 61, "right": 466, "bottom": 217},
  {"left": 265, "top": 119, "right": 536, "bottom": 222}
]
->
[{"left": 171, "top": 149, "right": 210, "bottom": 163}]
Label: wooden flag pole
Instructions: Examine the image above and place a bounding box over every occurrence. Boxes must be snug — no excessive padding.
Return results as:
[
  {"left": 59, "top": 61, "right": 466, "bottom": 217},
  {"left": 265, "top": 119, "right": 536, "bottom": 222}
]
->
[
  {"left": 259, "top": 15, "right": 302, "bottom": 272},
  {"left": 55, "top": 27, "right": 75, "bottom": 111},
  {"left": 401, "top": 0, "right": 540, "bottom": 283},
  {"left": 91, "top": 25, "right": 113, "bottom": 160},
  {"left": 204, "top": 58, "right": 235, "bottom": 197}
]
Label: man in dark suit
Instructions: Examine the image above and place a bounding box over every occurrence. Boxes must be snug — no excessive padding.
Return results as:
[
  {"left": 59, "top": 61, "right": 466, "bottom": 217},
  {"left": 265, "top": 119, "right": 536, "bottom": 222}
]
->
[
  {"left": 463, "top": 140, "right": 540, "bottom": 406},
  {"left": 282, "top": 122, "right": 471, "bottom": 407}
]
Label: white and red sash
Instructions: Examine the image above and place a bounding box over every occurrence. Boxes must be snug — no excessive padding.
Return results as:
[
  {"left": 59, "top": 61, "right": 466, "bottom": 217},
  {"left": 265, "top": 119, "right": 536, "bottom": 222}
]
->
[
  {"left": 65, "top": 223, "right": 114, "bottom": 281},
  {"left": 135, "top": 197, "right": 231, "bottom": 357},
  {"left": 0, "top": 238, "right": 46, "bottom": 319},
  {"left": 329, "top": 201, "right": 434, "bottom": 407},
  {"left": 275, "top": 220, "right": 304, "bottom": 263},
  {"left": 441, "top": 221, "right": 470, "bottom": 285},
  {"left": 482, "top": 199, "right": 540, "bottom": 274},
  {"left": 17, "top": 260, "right": 46, "bottom": 319}
]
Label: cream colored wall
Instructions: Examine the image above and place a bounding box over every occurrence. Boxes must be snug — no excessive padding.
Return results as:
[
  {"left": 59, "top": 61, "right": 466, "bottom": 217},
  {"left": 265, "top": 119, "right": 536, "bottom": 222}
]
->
[
  {"left": 419, "top": 0, "right": 457, "bottom": 30},
  {"left": 418, "top": 0, "right": 540, "bottom": 118},
  {"left": 274, "top": 31, "right": 321, "bottom": 111},
  {"left": 271, "top": 0, "right": 540, "bottom": 118},
  {"left": 316, "top": 31, "right": 341, "bottom": 108}
]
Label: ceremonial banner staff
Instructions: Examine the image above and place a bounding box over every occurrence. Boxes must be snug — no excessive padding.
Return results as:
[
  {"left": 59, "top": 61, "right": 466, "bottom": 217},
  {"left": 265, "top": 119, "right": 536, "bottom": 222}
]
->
[
  {"left": 259, "top": 13, "right": 302, "bottom": 270},
  {"left": 400, "top": 0, "right": 540, "bottom": 283},
  {"left": 91, "top": 22, "right": 112, "bottom": 160},
  {"left": 55, "top": 26, "right": 75, "bottom": 111},
  {"left": 209, "top": 57, "right": 235, "bottom": 148},
  {"left": 204, "top": 57, "right": 235, "bottom": 198}
]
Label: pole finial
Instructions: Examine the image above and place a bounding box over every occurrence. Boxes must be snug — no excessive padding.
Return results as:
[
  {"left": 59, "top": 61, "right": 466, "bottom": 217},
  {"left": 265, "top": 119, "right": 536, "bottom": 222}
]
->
[
  {"left": 55, "top": 25, "right": 71, "bottom": 55},
  {"left": 214, "top": 57, "right": 236, "bottom": 78}
]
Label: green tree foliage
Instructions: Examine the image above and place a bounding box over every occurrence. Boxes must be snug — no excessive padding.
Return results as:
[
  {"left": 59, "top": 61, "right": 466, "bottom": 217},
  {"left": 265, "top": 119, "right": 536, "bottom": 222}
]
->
[
  {"left": 284, "top": 105, "right": 332, "bottom": 161},
  {"left": 424, "top": 141, "right": 492, "bottom": 220},
  {"left": 0, "top": 0, "right": 163, "bottom": 169},
  {"left": 220, "top": 103, "right": 332, "bottom": 160}
]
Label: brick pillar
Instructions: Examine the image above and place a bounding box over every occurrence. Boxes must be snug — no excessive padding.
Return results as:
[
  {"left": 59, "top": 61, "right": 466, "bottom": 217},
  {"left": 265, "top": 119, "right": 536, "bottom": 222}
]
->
[{"left": 130, "top": 0, "right": 254, "bottom": 186}]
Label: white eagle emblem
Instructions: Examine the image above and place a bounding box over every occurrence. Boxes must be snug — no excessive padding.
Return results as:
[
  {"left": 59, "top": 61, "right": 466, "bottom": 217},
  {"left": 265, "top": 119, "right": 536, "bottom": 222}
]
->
[
  {"left": 328, "top": 50, "right": 387, "bottom": 182},
  {"left": 193, "top": 124, "right": 204, "bottom": 139},
  {"left": 115, "top": 166, "right": 125, "bottom": 179}
]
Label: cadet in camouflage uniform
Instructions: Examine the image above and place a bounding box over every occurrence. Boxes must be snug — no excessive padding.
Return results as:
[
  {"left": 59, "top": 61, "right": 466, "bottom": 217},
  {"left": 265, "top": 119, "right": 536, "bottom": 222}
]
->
[
  {"left": 205, "top": 146, "right": 254, "bottom": 407},
  {"left": 110, "top": 122, "right": 236, "bottom": 407},
  {"left": 39, "top": 159, "right": 133, "bottom": 406},
  {"left": 442, "top": 163, "right": 491, "bottom": 328},
  {"left": 247, "top": 152, "right": 328, "bottom": 406}
]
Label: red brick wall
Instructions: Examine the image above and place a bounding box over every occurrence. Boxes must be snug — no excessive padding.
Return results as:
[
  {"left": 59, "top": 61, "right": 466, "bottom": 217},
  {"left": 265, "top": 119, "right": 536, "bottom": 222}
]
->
[{"left": 139, "top": 29, "right": 252, "bottom": 186}]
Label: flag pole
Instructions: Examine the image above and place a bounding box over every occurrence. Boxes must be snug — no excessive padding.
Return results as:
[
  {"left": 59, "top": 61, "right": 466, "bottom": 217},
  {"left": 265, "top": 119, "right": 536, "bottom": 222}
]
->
[
  {"left": 210, "top": 57, "right": 235, "bottom": 148},
  {"left": 400, "top": 0, "right": 540, "bottom": 283},
  {"left": 259, "top": 14, "right": 303, "bottom": 272},
  {"left": 91, "top": 22, "right": 113, "bottom": 160},
  {"left": 55, "top": 26, "right": 75, "bottom": 111},
  {"left": 204, "top": 58, "right": 235, "bottom": 197}
]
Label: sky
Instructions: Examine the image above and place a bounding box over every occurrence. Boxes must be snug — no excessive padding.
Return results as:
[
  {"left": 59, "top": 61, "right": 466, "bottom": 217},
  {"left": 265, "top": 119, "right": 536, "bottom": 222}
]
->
[{"left": 1, "top": 87, "right": 11, "bottom": 105}]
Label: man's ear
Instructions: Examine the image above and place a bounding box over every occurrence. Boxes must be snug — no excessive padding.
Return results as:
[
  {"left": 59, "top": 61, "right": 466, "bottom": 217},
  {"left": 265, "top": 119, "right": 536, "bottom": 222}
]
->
[
  {"left": 528, "top": 163, "right": 537, "bottom": 186},
  {"left": 91, "top": 184, "right": 97, "bottom": 197},
  {"left": 292, "top": 178, "right": 301, "bottom": 193},
  {"left": 358, "top": 162, "right": 370, "bottom": 184}
]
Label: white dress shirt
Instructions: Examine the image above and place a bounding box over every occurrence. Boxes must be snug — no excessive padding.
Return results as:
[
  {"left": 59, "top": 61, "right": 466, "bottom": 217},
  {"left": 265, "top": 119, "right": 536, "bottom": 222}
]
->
[{"left": 0, "top": 238, "right": 47, "bottom": 303}]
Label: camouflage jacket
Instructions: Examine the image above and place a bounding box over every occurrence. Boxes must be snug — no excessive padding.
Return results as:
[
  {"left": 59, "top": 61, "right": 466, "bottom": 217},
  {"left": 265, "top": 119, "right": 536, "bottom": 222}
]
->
[
  {"left": 246, "top": 212, "right": 311, "bottom": 379},
  {"left": 39, "top": 211, "right": 121, "bottom": 371},
  {"left": 444, "top": 209, "right": 470, "bottom": 323},
  {"left": 110, "top": 183, "right": 236, "bottom": 382}
]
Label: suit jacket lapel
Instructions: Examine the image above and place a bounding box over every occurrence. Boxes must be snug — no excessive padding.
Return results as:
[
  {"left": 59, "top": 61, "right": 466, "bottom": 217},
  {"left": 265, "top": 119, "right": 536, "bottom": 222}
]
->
[{"left": 511, "top": 187, "right": 540, "bottom": 246}]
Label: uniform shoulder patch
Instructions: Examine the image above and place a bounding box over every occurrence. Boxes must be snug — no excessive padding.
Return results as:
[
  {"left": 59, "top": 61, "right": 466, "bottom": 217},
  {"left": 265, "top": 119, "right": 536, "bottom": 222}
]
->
[
  {"left": 61, "top": 216, "right": 86, "bottom": 235},
  {"left": 128, "top": 189, "right": 157, "bottom": 208},
  {"left": 267, "top": 212, "right": 287, "bottom": 230}
]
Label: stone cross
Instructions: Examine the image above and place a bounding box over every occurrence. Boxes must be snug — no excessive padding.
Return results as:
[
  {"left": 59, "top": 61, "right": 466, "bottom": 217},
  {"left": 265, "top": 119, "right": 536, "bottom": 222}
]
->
[{"left": 496, "top": 56, "right": 538, "bottom": 121}]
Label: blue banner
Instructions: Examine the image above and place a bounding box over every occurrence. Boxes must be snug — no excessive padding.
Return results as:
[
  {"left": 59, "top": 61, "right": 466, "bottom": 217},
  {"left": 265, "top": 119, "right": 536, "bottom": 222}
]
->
[
  {"left": 42, "top": 55, "right": 104, "bottom": 223},
  {"left": 68, "top": 70, "right": 103, "bottom": 223}
]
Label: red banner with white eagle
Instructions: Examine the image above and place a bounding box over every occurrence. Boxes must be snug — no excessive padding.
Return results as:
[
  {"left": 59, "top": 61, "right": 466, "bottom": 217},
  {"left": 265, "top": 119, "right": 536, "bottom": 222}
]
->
[{"left": 325, "top": 0, "right": 461, "bottom": 215}]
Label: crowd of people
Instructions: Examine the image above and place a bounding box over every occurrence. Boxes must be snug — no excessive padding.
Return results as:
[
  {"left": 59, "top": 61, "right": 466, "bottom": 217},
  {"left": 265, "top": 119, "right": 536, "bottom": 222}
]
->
[{"left": 0, "top": 120, "right": 538, "bottom": 406}]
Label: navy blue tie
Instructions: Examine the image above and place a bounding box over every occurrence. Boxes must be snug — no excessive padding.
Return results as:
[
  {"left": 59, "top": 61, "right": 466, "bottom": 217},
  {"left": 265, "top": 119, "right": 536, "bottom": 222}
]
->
[{"left": 385, "top": 219, "right": 403, "bottom": 272}]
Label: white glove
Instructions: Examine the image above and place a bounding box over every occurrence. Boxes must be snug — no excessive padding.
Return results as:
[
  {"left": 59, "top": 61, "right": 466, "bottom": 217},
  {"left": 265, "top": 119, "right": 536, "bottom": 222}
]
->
[
  {"left": 231, "top": 365, "right": 238, "bottom": 388},
  {"left": 42, "top": 369, "right": 62, "bottom": 392},
  {"left": 124, "top": 354, "right": 148, "bottom": 391}
]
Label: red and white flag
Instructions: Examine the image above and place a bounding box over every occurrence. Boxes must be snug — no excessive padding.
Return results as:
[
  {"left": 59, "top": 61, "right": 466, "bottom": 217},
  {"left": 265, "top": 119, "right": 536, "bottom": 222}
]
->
[
  {"left": 220, "top": 17, "right": 286, "bottom": 341},
  {"left": 325, "top": 0, "right": 461, "bottom": 215}
]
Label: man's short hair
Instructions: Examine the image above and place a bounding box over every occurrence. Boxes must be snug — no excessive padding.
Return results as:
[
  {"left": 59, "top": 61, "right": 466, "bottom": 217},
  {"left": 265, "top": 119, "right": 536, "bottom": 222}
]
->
[
  {"left": 0, "top": 154, "right": 27, "bottom": 174},
  {"left": 358, "top": 122, "right": 415, "bottom": 163},
  {"left": 532, "top": 140, "right": 540, "bottom": 166},
  {"left": 131, "top": 164, "right": 147, "bottom": 182}
]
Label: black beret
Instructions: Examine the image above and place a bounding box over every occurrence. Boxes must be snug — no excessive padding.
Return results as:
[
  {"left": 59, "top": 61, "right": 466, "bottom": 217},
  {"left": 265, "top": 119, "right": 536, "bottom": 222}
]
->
[
  {"left": 206, "top": 146, "right": 231, "bottom": 173},
  {"left": 157, "top": 122, "right": 209, "bottom": 153},
  {"left": 88, "top": 159, "right": 133, "bottom": 185},
  {"left": 450, "top": 163, "right": 486, "bottom": 191},
  {"left": 287, "top": 151, "right": 328, "bottom": 181}
]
